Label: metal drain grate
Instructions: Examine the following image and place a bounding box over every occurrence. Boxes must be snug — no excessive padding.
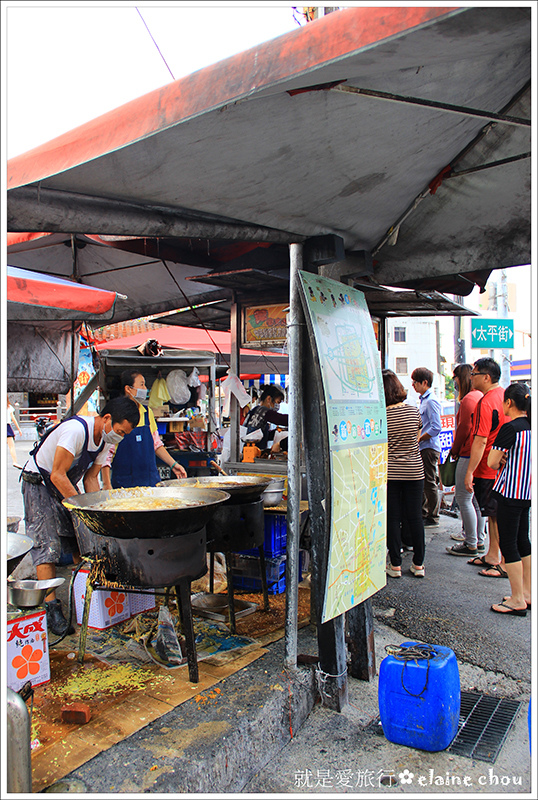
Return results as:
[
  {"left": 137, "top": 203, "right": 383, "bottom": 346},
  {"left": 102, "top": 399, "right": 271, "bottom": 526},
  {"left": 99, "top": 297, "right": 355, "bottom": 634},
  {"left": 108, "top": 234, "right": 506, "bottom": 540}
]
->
[
  {"left": 447, "top": 691, "right": 522, "bottom": 763},
  {"left": 365, "top": 691, "right": 521, "bottom": 762}
]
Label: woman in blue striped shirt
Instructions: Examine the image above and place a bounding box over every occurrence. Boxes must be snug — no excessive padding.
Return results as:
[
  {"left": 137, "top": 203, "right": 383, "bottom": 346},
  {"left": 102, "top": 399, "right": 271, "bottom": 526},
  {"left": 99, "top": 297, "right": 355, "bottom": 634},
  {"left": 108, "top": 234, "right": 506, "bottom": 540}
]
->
[{"left": 487, "top": 383, "right": 531, "bottom": 616}]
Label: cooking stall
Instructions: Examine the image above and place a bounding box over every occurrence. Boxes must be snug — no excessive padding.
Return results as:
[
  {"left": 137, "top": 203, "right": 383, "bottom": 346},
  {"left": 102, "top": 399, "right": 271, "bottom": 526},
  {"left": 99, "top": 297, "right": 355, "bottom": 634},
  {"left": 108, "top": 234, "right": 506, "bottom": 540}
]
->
[
  {"left": 160, "top": 475, "right": 287, "bottom": 632},
  {"left": 64, "top": 484, "right": 231, "bottom": 683},
  {"left": 93, "top": 347, "right": 223, "bottom": 476}
]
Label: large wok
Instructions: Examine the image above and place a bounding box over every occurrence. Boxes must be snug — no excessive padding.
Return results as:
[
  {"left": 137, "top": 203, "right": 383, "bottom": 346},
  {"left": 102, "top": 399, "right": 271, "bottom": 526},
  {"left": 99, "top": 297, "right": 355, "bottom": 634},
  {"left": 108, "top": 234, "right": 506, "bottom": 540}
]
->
[
  {"left": 7, "top": 532, "right": 34, "bottom": 577},
  {"left": 63, "top": 486, "right": 230, "bottom": 539},
  {"left": 159, "top": 475, "right": 273, "bottom": 505}
]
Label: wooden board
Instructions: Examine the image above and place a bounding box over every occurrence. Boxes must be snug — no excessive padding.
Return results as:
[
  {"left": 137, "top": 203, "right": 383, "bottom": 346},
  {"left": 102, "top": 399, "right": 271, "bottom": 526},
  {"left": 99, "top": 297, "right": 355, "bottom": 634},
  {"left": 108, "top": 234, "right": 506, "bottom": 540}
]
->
[{"left": 31, "top": 646, "right": 265, "bottom": 792}]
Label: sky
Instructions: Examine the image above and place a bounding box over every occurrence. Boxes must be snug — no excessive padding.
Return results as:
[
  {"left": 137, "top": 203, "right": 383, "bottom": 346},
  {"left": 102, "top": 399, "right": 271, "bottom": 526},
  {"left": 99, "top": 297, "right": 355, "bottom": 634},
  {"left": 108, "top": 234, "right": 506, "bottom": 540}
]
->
[{"left": 3, "top": 2, "right": 303, "bottom": 158}]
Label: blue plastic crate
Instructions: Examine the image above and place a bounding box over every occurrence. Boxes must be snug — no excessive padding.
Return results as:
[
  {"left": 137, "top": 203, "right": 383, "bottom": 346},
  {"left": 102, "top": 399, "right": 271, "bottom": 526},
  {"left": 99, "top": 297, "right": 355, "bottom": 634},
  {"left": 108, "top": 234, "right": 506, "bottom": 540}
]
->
[
  {"left": 232, "top": 574, "right": 287, "bottom": 595},
  {"left": 238, "top": 513, "right": 287, "bottom": 557},
  {"left": 231, "top": 553, "right": 301, "bottom": 595}
]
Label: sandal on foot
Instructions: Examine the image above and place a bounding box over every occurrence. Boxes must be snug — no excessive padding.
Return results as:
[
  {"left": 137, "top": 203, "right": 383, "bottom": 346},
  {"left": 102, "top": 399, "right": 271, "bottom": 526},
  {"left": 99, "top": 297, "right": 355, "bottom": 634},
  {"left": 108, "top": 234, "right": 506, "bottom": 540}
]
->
[
  {"left": 479, "top": 564, "right": 508, "bottom": 579},
  {"left": 504, "top": 596, "right": 531, "bottom": 610},
  {"left": 491, "top": 601, "right": 527, "bottom": 616},
  {"left": 467, "top": 554, "right": 495, "bottom": 567}
]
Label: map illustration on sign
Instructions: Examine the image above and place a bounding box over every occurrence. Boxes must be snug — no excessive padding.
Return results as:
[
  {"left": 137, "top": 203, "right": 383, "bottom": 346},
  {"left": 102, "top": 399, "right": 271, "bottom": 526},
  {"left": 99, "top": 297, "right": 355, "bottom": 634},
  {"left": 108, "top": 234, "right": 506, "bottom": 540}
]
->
[
  {"left": 299, "top": 272, "right": 387, "bottom": 622},
  {"left": 326, "top": 322, "right": 377, "bottom": 395}
]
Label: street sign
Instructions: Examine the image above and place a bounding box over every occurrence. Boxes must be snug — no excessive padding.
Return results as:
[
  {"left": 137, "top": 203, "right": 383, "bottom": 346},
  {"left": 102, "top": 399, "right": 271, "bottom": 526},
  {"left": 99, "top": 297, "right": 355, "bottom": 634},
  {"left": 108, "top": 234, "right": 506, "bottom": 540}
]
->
[{"left": 470, "top": 318, "right": 514, "bottom": 349}]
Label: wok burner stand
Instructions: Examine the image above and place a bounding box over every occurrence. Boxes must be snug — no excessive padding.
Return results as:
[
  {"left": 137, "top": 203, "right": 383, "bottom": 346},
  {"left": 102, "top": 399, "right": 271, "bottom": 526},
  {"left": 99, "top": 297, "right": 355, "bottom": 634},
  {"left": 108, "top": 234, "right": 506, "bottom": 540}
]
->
[
  {"left": 77, "top": 565, "right": 201, "bottom": 683},
  {"left": 206, "top": 500, "right": 269, "bottom": 634},
  {"left": 73, "top": 525, "right": 208, "bottom": 684}
]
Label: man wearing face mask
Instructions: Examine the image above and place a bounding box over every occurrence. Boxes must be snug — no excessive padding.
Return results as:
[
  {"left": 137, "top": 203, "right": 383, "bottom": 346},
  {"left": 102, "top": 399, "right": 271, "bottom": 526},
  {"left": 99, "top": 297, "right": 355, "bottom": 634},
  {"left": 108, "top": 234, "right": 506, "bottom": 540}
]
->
[
  {"left": 20, "top": 396, "right": 140, "bottom": 636},
  {"left": 242, "top": 385, "right": 288, "bottom": 451},
  {"left": 101, "top": 370, "right": 187, "bottom": 490}
]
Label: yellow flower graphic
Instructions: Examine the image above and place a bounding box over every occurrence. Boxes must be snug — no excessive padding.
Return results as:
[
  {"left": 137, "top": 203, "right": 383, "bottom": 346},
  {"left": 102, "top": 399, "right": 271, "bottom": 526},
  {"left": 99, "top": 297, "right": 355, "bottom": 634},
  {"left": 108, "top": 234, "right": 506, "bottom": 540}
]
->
[
  {"left": 12, "top": 644, "right": 43, "bottom": 680},
  {"left": 104, "top": 591, "right": 126, "bottom": 618}
]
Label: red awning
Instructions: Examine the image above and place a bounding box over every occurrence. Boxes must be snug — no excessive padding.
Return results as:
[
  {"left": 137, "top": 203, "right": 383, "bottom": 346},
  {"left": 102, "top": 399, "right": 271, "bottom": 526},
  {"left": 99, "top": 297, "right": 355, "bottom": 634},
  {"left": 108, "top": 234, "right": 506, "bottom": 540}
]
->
[
  {"left": 95, "top": 325, "right": 288, "bottom": 375},
  {"left": 7, "top": 265, "right": 120, "bottom": 320}
]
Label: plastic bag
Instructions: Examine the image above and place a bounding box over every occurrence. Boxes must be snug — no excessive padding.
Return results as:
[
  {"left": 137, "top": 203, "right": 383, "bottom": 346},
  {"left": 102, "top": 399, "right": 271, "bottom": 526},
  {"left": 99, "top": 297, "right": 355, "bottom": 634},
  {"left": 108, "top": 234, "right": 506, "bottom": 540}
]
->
[
  {"left": 148, "top": 377, "right": 171, "bottom": 408},
  {"left": 439, "top": 455, "right": 458, "bottom": 488},
  {"left": 220, "top": 371, "right": 251, "bottom": 416},
  {"left": 166, "top": 369, "right": 191, "bottom": 405},
  {"left": 187, "top": 367, "right": 201, "bottom": 387},
  {"left": 145, "top": 606, "right": 183, "bottom": 668},
  {"left": 191, "top": 553, "right": 227, "bottom": 594}
]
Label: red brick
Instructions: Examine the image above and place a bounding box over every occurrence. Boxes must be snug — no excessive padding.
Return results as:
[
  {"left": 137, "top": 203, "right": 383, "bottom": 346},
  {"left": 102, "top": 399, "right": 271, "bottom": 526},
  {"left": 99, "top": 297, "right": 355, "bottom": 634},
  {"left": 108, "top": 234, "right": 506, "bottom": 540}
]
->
[{"left": 60, "top": 703, "right": 92, "bottom": 724}]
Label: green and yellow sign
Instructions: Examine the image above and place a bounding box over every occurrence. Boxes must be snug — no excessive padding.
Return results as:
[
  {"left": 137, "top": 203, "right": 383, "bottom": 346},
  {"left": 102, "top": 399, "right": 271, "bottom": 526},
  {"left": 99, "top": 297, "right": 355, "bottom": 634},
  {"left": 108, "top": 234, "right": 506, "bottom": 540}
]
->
[{"left": 299, "top": 272, "right": 387, "bottom": 623}]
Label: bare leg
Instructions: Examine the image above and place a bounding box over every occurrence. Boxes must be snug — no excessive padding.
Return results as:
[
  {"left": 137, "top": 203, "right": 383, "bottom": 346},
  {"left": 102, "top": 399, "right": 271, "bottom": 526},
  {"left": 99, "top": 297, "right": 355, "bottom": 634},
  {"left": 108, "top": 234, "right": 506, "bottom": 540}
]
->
[
  {"left": 36, "top": 563, "right": 58, "bottom": 602},
  {"left": 484, "top": 516, "right": 504, "bottom": 565},
  {"left": 522, "top": 554, "right": 531, "bottom": 604},
  {"left": 7, "top": 437, "right": 19, "bottom": 466},
  {"left": 501, "top": 561, "right": 526, "bottom": 609},
  {"left": 503, "top": 556, "right": 532, "bottom": 608}
]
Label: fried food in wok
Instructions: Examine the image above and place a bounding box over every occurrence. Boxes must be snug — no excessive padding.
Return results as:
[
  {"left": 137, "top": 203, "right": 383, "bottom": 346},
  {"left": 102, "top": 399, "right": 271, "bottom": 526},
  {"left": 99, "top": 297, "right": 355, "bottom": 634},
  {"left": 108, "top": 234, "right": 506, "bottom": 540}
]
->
[{"left": 91, "top": 496, "right": 204, "bottom": 511}]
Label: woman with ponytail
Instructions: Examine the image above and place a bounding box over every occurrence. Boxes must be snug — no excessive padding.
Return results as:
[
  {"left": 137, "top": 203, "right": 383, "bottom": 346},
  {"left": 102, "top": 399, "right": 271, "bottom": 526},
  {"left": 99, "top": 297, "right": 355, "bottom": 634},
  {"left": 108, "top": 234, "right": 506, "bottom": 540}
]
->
[
  {"left": 446, "top": 364, "right": 486, "bottom": 556},
  {"left": 487, "top": 383, "right": 531, "bottom": 616}
]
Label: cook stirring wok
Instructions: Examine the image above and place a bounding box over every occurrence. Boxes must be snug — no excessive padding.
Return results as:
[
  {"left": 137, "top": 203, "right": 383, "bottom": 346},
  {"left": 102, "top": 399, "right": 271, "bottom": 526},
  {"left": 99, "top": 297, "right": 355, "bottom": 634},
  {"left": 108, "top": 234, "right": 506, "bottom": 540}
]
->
[
  {"left": 102, "top": 370, "right": 187, "bottom": 490},
  {"left": 20, "top": 396, "right": 140, "bottom": 636},
  {"left": 242, "top": 385, "right": 288, "bottom": 452}
]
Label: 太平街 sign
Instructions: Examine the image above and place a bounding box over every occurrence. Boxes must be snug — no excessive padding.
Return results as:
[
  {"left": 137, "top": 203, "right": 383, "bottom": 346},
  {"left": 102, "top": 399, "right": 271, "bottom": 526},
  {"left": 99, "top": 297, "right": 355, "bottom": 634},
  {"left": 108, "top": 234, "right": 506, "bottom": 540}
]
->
[
  {"left": 299, "top": 272, "right": 387, "bottom": 623},
  {"left": 470, "top": 318, "right": 514, "bottom": 349}
]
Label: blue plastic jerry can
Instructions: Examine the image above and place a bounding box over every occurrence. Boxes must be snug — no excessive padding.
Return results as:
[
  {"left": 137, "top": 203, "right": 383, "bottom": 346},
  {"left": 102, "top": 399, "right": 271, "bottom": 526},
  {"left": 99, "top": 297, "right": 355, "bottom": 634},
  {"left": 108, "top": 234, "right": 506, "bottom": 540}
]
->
[{"left": 378, "top": 641, "right": 461, "bottom": 752}]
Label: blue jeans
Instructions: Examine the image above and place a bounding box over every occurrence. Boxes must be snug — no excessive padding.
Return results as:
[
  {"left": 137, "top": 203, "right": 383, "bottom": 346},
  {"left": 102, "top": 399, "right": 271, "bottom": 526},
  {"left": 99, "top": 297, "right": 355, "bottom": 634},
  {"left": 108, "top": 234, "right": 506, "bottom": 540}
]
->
[{"left": 454, "top": 457, "right": 485, "bottom": 548}]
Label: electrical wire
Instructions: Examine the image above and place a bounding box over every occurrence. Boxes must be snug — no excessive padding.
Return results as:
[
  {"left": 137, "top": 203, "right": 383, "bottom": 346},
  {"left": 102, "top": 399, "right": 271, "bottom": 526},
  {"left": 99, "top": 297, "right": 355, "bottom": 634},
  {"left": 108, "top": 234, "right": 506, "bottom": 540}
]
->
[
  {"left": 135, "top": 7, "right": 176, "bottom": 82},
  {"left": 162, "top": 260, "right": 230, "bottom": 367}
]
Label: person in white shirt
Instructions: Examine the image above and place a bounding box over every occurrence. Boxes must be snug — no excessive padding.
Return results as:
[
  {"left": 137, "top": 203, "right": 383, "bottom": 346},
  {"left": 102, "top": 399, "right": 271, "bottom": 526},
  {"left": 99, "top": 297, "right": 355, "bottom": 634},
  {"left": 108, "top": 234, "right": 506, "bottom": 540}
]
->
[
  {"left": 7, "top": 396, "right": 23, "bottom": 468},
  {"left": 20, "top": 396, "right": 139, "bottom": 636}
]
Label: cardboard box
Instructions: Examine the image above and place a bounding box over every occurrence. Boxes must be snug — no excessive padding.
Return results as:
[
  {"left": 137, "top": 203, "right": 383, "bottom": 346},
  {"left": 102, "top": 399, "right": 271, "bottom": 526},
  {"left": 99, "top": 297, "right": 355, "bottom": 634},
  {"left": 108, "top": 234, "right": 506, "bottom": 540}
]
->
[
  {"left": 126, "top": 589, "right": 156, "bottom": 616},
  {"left": 74, "top": 570, "right": 131, "bottom": 630},
  {"left": 7, "top": 609, "right": 50, "bottom": 692},
  {"left": 168, "top": 420, "right": 185, "bottom": 432}
]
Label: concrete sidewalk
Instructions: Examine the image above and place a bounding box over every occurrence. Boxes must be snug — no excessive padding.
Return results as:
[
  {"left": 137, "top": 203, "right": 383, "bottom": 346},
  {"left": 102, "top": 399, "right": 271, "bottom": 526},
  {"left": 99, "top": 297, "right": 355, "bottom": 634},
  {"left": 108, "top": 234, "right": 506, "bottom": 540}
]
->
[{"left": 57, "top": 620, "right": 531, "bottom": 795}]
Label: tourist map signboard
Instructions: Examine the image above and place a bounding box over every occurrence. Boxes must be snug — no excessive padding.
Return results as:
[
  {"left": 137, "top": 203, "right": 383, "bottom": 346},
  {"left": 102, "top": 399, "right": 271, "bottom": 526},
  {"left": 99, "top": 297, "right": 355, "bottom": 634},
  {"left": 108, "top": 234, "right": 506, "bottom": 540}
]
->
[{"left": 299, "top": 272, "right": 387, "bottom": 623}]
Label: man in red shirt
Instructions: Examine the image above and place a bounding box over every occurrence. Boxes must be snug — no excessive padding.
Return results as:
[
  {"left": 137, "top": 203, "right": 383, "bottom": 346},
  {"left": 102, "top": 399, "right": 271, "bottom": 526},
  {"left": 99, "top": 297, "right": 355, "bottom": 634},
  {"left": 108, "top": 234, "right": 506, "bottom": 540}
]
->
[{"left": 464, "top": 357, "right": 510, "bottom": 578}]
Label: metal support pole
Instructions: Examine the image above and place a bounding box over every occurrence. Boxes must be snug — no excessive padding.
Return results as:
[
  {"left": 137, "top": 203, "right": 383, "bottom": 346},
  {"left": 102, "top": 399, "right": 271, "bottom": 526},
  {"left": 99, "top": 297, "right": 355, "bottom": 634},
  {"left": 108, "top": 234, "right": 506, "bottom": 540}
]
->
[
  {"left": 499, "top": 270, "right": 511, "bottom": 388},
  {"left": 176, "top": 580, "right": 199, "bottom": 683},
  {"left": 209, "top": 362, "right": 217, "bottom": 439},
  {"left": 454, "top": 296, "right": 466, "bottom": 366},
  {"left": 70, "top": 320, "right": 77, "bottom": 417},
  {"left": 284, "top": 242, "right": 304, "bottom": 670},
  {"left": 224, "top": 552, "right": 236, "bottom": 634},
  {"left": 7, "top": 688, "right": 32, "bottom": 792},
  {"left": 229, "top": 299, "right": 241, "bottom": 463}
]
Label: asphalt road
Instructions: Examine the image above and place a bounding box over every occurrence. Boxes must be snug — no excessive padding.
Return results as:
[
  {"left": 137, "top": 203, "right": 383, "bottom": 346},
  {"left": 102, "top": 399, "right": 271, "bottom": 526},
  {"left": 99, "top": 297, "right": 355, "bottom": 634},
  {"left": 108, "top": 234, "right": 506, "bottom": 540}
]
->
[{"left": 372, "top": 514, "right": 531, "bottom": 683}]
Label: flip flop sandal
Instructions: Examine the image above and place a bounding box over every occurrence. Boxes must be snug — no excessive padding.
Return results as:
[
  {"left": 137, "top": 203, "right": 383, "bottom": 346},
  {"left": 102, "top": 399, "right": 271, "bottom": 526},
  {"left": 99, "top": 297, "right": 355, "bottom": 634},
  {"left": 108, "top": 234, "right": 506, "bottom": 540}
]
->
[
  {"left": 467, "top": 555, "right": 495, "bottom": 567},
  {"left": 479, "top": 564, "right": 509, "bottom": 579},
  {"left": 504, "top": 596, "right": 531, "bottom": 610},
  {"left": 491, "top": 601, "right": 527, "bottom": 616}
]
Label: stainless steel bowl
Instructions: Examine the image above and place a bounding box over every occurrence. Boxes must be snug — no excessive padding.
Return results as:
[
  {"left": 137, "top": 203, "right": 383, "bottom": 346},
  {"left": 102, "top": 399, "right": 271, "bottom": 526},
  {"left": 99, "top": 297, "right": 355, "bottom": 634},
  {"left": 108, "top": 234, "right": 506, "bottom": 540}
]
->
[
  {"left": 261, "top": 479, "right": 285, "bottom": 507},
  {"left": 7, "top": 577, "right": 65, "bottom": 609},
  {"left": 7, "top": 532, "right": 34, "bottom": 577}
]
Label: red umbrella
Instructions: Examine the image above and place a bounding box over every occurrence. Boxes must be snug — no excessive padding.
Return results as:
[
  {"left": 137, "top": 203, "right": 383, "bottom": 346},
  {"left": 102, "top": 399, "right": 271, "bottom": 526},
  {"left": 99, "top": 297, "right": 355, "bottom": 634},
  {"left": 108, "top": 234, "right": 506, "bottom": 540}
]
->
[{"left": 7, "top": 265, "right": 122, "bottom": 321}]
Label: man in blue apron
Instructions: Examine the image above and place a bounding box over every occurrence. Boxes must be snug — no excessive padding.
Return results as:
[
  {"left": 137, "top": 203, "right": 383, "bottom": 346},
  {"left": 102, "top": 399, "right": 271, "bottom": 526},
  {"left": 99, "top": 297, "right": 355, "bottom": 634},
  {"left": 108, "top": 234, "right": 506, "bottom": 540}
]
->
[
  {"left": 20, "top": 396, "right": 139, "bottom": 636},
  {"left": 101, "top": 370, "right": 186, "bottom": 489}
]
